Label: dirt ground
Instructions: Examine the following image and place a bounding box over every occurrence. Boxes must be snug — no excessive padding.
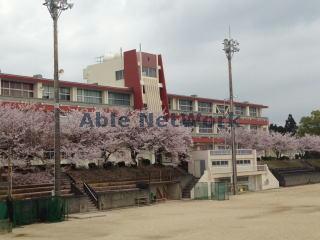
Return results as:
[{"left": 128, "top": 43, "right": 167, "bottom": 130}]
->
[{"left": 3, "top": 184, "right": 320, "bottom": 240}]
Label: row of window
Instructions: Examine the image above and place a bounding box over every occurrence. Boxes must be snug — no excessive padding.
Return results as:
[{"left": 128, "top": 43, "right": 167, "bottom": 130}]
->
[
  {"left": 0, "top": 80, "right": 131, "bottom": 106},
  {"left": 181, "top": 120, "right": 260, "bottom": 133},
  {"left": 1, "top": 80, "right": 34, "bottom": 98},
  {"left": 212, "top": 160, "right": 251, "bottom": 166},
  {"left": 173, "top": 99, "right": 259, "bottom": 117}
]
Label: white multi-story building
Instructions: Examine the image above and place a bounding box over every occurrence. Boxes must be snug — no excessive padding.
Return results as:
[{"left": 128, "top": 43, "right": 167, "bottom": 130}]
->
[
  {"left": 189, "top": 149, "right": 279, "bottom": 197},
  {"left": 0, "top": 49, "right": 276, "bottom": 189}
]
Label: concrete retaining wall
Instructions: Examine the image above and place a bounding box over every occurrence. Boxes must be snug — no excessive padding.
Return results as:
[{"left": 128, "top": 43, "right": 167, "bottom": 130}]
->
[
  {"left": 283, "top": 172, "right": 320, "bottom": 186},
  {"left": 65, "top": 196, "right": 89, "bottom": 214},
  {"left": 98, "top": 189, "right": 149, "bottom": 210}
]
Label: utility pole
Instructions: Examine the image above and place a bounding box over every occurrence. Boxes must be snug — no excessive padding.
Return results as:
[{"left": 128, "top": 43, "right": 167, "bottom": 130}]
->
[
  {"left": 223, "top": 36, "right": 240, "bottom": 195},
  {"left": 43, "top": 0, "right": 73, "bottom": 196}
]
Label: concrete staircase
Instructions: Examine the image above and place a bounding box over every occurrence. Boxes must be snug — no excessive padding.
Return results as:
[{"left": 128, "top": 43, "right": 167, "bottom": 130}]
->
[
  {"left": 182, "top": 177, "right": 199, "bottom": 199},
  {"left": 84, "top": 195, "right": 99, "bottom": 212}
]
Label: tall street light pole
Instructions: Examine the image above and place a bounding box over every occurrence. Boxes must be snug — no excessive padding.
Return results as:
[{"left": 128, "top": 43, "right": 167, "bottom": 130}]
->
[
  {"left": 43, "top": 0, "right": 73, "bottom": 196},
  {"left": 223, "top": 37, "right": 240, "bottom": 195}
]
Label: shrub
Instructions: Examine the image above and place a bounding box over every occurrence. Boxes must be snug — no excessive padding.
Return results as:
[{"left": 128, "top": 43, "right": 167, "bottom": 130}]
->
[
  {"left": 117, "top": 161, "right": 126, "bottom": 168},
  {"left": 88, "top": 163, "right": 97, "bottom": 169},
  {"left": 140, "top": 159, "right": 151, "bottom": 166},
  {"left": 103, "top": 161, "right": 114, "bottom": 169},
  {"left": 136, "top": 181, "right": 149, "bottom": 189},
  {"left": 261, "top": 156, "right": 277, "bottom": 161}
]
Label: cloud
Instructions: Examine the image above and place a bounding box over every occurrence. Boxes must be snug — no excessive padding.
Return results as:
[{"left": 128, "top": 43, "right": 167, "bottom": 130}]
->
[{"left": 0, "top": 0, "right": 319, "bottom": 125}]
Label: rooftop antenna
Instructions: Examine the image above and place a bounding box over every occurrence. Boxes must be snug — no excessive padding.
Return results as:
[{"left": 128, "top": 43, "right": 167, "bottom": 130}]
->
[
  {"left": 120, "top": 47, "right": 123, "bottom": 58},
  {"left": 96, "top": 55, "right": 104, "bottom": 63},
  {"left": 229, "top": 25, "right": 231, "bottom": 39}
]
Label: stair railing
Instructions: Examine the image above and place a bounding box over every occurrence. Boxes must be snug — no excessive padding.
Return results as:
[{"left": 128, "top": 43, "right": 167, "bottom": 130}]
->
[{"left": 83, "top": 182, "right": 98, "bottom": 207}]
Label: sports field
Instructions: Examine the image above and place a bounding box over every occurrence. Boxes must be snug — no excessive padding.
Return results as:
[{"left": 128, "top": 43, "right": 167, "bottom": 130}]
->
[{"left": 3, "top": 184, "right": 320, "bottom": 240}]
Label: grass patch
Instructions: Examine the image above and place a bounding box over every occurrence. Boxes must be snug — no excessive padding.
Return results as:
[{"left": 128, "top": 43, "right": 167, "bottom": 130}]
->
[
  {"left": 258, "top": 160, "right": 305, "bottom": 170},
  {"left": 306, "top": 159, "right": 320, "bottom": 168}
]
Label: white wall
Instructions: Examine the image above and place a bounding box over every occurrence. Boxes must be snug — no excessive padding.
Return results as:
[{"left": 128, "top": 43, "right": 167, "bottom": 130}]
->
[{"left": 84, "top": 56, "right": 125, "bottom": 88}]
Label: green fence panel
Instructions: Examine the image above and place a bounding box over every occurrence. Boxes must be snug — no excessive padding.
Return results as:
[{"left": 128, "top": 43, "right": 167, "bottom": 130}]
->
[
  {"left": 211, "top": 182, "right": 229, "bottom": 201},
  {"left": 13, "top": 199, "right": 38, "bottom": 227},
  {"left": 194, "top": 182, "right": 209, "bottom": 200},
  {"left": 0, "top": 201, "right": 11, "bottom": 234},
  {"left": 47, "top": 197, "right": 66, "bottom": 222},
  {"left": 0, "top": 201, "right": 8, "bottom": 220},
  {"left": 12, "top": 197, "right": 67, "bottom": 227}
]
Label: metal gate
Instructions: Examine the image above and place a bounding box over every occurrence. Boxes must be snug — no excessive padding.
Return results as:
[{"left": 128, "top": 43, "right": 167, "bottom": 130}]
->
[{"left": 211, "top": 182, "right": 229, "bottom": 200}]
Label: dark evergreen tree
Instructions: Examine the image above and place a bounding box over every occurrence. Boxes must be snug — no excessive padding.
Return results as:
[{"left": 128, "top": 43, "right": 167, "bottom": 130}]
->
[
  {"left": 284, "top": 114, "right": 298, "bottom": 136},
  {"left": 269, "top": 124, "right": 286, "bottom": 134},
  {"left": 270, "top": 114, "right": 297, "bottom": 135}
]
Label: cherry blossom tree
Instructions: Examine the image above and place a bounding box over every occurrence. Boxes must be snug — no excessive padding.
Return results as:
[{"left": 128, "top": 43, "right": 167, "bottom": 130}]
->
[
  {"left": 297, "top": 134, "right": 320, "bottom": 158},
  {"left": 0, "top": 103, "right": 53, "bottom": 167},
  {"left": 268, "top": 132, "right": 297, "bottom": 158},
  {"left": 218, "top": 127, "right": 300, "bottom": 158}
]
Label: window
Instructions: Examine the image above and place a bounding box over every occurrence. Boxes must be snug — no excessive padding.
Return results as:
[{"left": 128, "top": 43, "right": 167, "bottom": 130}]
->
[
  {"left": 198, "top": 102, "right": 212, "bottom": 113},
  {"left": 250, "top": 125, "right": 258, "bottom": 131},
  {"left": 1, "top": 80, "right": 34, "bottom": 98},
  {"left": 212, "top": 160, "right": 229, "bottom": 166},
  {"left": 237, "top": 160, "right": 251, "bottom": 165},
  {"left": 249, "top": 107, "right": 257, "bottom": 117},
  {"left": 60, "top": 87, "right": 71, "bottom": 101},
  {"left": 43, "top": 86, "right": 70, "bottom": 101},
  {"left": 181, "top": 119, "right": 195, "bottom": 127},
  {"left": 216, "top": 105, "right": 228, "bottom": 114},
  {"left": 43, "top": 85, "right": 53, "bottom": 99},
  {"left": 115, "top": 70, "right": 124, "bottom": 80},
  {"left": 199, "top": 145, "right": 213, "bottom": 150},
  {"left": 179, "top": 99, "right": 193, "bottom": 111},
  {"left": 77, "top": 89, "right": 102, "bottom": 104},
  {"left": 237, "top": 176, "right": 249, "bottom": 182},
  {"left": 198, "top": 122, "right": 213, "bottom": 133},
  {"left": 235, "top": 106, "right": 245, "bottom": 116},
  {"left": 44, "top": 150, "right": 55, "bottom": 160},
  {"left": 108, "top": 92, "right": 130, "bottom": 106},
  {"left": 142, "top": 67, "right": 157, "bottom": 78},
  {"left": 217, "top": 121, "right": 229, "bottom": 131}
]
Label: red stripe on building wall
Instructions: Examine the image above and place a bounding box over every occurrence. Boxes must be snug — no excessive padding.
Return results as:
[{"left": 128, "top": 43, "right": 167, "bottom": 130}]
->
[{"left": 123, "top": 50, "right": 144, "bottom": 110}]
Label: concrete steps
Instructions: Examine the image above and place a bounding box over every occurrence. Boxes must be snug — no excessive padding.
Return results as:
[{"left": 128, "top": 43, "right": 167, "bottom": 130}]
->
[{"left": 182, "top": 178, "right": 199, "bottom": 199}]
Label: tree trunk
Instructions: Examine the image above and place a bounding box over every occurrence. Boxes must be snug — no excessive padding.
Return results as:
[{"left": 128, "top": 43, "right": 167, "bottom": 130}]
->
[
  {"left": 130, "top": 150, "right": 138, "bottom": 166},
  {"left": 8, "top": 156, "right": 12, "bottom": 200}
]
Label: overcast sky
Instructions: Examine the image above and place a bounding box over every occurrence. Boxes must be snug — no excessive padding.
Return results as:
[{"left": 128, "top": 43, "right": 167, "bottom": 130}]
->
[{"left": 0, "top": 0, "right": 319, "bottom": 124}]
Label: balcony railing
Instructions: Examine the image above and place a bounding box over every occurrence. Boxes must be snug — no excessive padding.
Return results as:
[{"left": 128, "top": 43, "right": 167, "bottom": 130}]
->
[
  {"left": 257, "top": 165, "right": 267, "bottom": 171},
  {"left": 0, "top": 95, "right": 132, "bottom": 109},
  {"left": 210, "top": 149, "right": 253, "bottom": 156},
  {"left": 169, "top": 109, "right": 268, "bottom": 121}
]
